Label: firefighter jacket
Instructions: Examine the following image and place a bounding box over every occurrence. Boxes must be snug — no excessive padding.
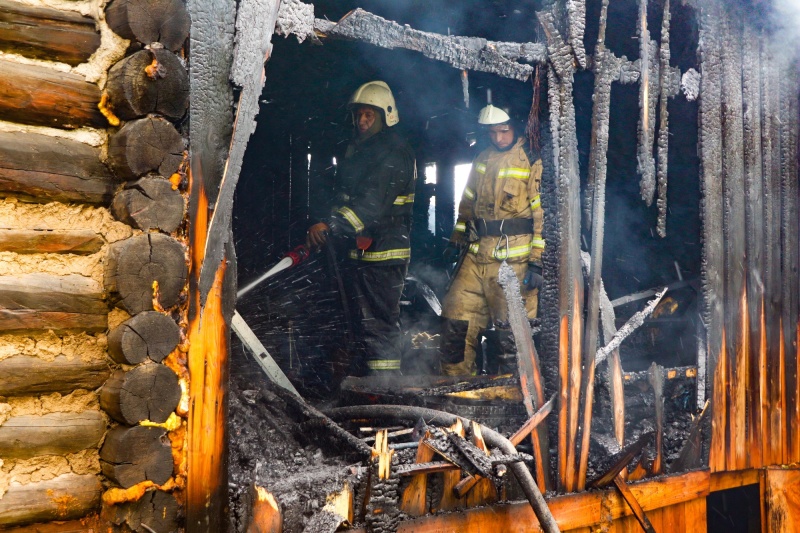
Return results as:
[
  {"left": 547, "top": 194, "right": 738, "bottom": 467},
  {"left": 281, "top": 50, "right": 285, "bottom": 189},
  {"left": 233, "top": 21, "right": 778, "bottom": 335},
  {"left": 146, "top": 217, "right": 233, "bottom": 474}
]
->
[
  {"left": 328, "top": 129, "right": 417, "bottom": 266},
  {"left": 450, "top": 137, "right": 544, "bottom": 265}
]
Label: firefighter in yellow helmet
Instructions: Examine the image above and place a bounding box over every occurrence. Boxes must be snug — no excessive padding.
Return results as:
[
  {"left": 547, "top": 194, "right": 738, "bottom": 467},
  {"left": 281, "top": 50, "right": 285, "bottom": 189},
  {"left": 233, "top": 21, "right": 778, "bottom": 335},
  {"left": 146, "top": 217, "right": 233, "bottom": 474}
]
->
[
  {"left": 440, "top": 104, "right": 544, "bottom": 376},
  {"left": 306, "top": 81, "right": 416, "bottom": 375}
]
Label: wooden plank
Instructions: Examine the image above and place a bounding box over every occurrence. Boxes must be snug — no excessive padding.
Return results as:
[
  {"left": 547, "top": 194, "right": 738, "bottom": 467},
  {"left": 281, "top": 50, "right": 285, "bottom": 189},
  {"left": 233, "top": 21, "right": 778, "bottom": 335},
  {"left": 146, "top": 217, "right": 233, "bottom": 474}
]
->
[
  {"left": 709, "top": 469, "right": 760, "bottom": 492},
  {"left": 0, "top": 411, "right": 105, "bottom": 459},
  {"left": 0, "top": 130, "right": 116, "bottom": 205},
  {"left": 0, "top": 59, "right": 105, "bottom": 129},
  {"left": 0, "top": 0, "right": 100, "bottom": 65},
  {"left": 697, "top": 0, "right": 726, "bottom": 473},
  {"left": 399, "top": 433, "right": 435, "bottom": 516},
  {"left": 387, "top": 471, "right": 710, "bottom": 532},
  {"left": 0, "top": 229, "right": 103, "bottom": 254},
  {"left": 0, "top": 355, "right": 109, "bottom": 396},
  {"left": 742, "top": 21, "right": 765, "bottom": 470},
  {"left": 612, "top": 475, "right": 656, "bottom": 533},
  {"left": 766, "top": 468, "right": 800, "bottom": 533},
  {"left": 683, "top": 494, "right": 707, "bottom": 533},
  {"left": 0, "top": 274, "right": 107, "bottom": 333},
  {"left": 0, "top": 474, "right": 101, "bottom": 528}
]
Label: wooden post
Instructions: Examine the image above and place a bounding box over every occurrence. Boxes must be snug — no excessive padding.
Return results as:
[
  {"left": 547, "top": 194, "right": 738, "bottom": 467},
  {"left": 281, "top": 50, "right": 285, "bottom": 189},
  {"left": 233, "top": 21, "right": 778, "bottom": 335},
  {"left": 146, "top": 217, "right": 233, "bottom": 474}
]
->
[
  {"left": 0, "top": 274, "right": 107, "bottom": 333},
  {"left": 105, "top": 48, "right": 189, "bottom": 121},
  {"left": 100, "top": 425, "right": 174, "bottom": 488},
  {"left": 105, "top": 0, "right": 190, "bottom": 51},
  {"left": 0, "top": 411, "right": 105, "bottom": 459},
  {"left": 107, "top": 311, "right": 182, "bottom": 365},
  {"left": 0, "top": 355, "right": 110, "bottom": 396},
  {"left": 107, "top": 116, "right": 185, "bottom": 180},
  {"left": 0, "top": 0, "right": 100, "bottom": 65},
  {"left": 100, "top": 364, "right": 182, "bottom": 424},
  {"left": 0, "top": 59, "right": 106, "bottom": 129},
  {"left": 0, "top": 130, "right": 117, "bottom": 205},
  {"left": 112, "top": 176, "right": 186, "bottom": 232}
]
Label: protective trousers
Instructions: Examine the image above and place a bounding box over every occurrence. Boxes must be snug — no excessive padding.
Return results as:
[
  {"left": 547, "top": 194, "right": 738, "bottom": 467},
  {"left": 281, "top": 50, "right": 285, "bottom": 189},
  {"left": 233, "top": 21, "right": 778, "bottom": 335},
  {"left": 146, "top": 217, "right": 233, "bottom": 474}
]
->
[
  {"left": 440, "top": 254, "right": 537, "bottom": 376},
  {"left": 345, "top": 263, "right": 407, "bottom": 375}
]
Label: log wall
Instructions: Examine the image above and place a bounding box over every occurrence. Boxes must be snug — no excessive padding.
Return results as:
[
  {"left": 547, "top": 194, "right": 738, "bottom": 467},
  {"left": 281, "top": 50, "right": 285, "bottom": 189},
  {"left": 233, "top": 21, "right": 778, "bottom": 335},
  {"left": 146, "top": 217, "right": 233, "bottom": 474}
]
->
[{"left": 0, "top": 0, "right": 189, "bottom": 529}]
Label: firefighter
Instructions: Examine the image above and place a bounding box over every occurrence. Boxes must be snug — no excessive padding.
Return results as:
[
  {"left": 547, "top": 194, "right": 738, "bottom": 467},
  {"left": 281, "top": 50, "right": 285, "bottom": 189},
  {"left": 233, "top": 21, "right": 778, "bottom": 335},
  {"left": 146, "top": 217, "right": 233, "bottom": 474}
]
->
[
  {"left": 440, "top": 104, "right": 544, "bottom": 376},
  {"left": 306, "top": 81, "right": 416, "bottom": 375}
]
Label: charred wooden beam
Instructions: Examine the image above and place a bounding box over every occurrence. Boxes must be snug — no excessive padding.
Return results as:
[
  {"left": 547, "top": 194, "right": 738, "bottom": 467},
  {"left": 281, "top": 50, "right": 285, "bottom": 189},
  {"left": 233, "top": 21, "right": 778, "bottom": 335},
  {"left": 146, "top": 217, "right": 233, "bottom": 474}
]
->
[
  {"left": 0, "top": 474, "right": 102, "bottom": 528},
  {"left": 195, "top": 0, "right": 281, "bottom": 307},
  {"left": 184, "top": 0, "right": 236, "bottom": 526},
  {"left": 655, "top": 0, "right": 671, "bottom": 237},
  {"left": 107, "top": 116, "right": 185, "bottom": 181},
  {"left": 0, "top": 130, "right": 117, "bottom": 205},
  {"left": 778, "top": 49, "right": 800, "bottom": 464},
  {"left": 100, "top": 425, "right": 174, "bottom": 488},
  {"left": 112, "top": 175, "right": 186, "bottom": 232},
  {"left": 697, "top": 0, "right": 726, "bottom": 473},
  {"left": 399, "top": 431, "right": 435, "bottom": 516},
  {"left": 510, "top": 393, "right": 556, "bottom": 447},
  {"left": 100, "top": 364, "right": 181, "bottom": 424},
  {"left": 0, "top": 411, "right": 105, "bottom": 459},
  {"left": 104, "top": 233, "right": 188, "bottom": 315},
  {"left": 497, "top": 262, "right": 551, "bottom": 491},
  {"left": 102, "top": 489, "right": 179, "bottom": 533},
  {"left": 719, "top": 6, "right": 747, "bottom": 471},
  {"left": 0, "top": 355, "right": 110, "bottom": 396},
  {"left": 537, "top": 7, "right": 583, "bottom": 494},
  {"left": 0, "top": 0, "right": 100, "bottom": 66},
  {"left": 588, "top": 431, "right": 653, "bottom": 489},
  {"left": 0, "top": 228, "right": 103, "bottom": 254},
  {"left": 105, "top": 0, "right": 190, "bottom": 51},
  {"left": 105, "top": 48, "right": 189, "bottom": 121},
  {"left": 108, "top": 311, "right": 181, "bottom": 365},
  {"left": 741, "top": 23, "right": 765, "bottom": 468},
  {"left": 636, "top": 0, "right": 659, "bottom": 206},
  {"left": 597, "top": 288, "right": 667, "bottom": 364},
  {"left": 566, "top": 0, "right": 586, "bottom": 69},
  {"left": 0, "top": 59, "right": 105, "bottom": 129},
  {"left": 647, "top": 363, "right": 665, "bottom": 475},
  {"left": 309, "top": 9, "right": 540, "bottom": 81},
  {"left": 0, "top": 273, "right": 107, "bottom": 333}
]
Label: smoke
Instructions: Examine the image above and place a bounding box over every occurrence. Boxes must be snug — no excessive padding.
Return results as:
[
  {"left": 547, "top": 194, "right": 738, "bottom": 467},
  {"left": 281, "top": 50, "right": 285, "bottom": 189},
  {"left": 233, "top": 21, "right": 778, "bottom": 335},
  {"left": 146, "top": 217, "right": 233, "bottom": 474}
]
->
[{"left": 770, "top": 0, "right": 800, "bottom": 50}]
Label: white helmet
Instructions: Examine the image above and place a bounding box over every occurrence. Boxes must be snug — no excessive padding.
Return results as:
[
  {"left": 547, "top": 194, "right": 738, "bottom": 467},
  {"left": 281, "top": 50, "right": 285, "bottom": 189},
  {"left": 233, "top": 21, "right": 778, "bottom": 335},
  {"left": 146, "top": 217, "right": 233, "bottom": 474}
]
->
[
  {"left": 477, "top": 104, "right": 511, "bottom": 126},
  {"left": 348, "top": 81, "right": 399, "bottom": 127}
]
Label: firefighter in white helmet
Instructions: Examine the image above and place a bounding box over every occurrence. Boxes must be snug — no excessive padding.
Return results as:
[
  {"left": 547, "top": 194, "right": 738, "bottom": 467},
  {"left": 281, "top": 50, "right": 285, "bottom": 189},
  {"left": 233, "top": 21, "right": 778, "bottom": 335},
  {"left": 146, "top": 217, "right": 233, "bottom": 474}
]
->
[
  {"left": 440, "top": 104, "right": 545, "bottom": 376},
  {"left": 307, "top": 81, "right": 416, "bottom": 375}
]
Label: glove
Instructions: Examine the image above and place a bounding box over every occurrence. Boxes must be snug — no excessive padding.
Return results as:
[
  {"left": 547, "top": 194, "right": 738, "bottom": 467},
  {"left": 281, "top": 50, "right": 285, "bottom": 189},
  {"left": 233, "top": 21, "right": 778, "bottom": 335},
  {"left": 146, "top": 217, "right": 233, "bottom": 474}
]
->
[
  {"left": 443, "top": 243, "right": 463, "bottom": 264},
  {"left": 523, "top": 263, "right": 543, "bottom": 291},
  {"left": 306, "top": 222, "right": 330, "bottom": 249}
]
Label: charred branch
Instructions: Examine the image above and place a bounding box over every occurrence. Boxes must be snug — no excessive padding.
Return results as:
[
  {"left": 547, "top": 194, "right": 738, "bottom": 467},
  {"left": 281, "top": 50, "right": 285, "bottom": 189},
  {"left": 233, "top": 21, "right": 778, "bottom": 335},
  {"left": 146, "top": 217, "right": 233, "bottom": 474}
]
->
[
  {"left": 655, "top": 0, "right": 671, "bottom": 237},
  {"left": 597, "top": 287, "right": 667, "bottom": 363},
  {"left": 637, "top": 0, "right": 659, "bottom": 207}
]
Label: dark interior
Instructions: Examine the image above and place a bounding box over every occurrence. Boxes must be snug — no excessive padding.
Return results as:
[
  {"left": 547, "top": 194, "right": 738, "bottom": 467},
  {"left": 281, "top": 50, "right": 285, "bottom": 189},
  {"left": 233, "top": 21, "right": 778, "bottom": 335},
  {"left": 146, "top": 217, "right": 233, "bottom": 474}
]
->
[{"left": 232, "top": 0, "right": 703, "bottom": 394}]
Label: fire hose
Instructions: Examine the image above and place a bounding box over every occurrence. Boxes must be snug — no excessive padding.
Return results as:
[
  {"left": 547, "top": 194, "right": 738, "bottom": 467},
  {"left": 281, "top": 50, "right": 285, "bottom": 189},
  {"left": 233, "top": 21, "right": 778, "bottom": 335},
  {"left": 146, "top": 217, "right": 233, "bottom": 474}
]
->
[{"left": 324, "top": 404, "right": 561, "bottom": 533}]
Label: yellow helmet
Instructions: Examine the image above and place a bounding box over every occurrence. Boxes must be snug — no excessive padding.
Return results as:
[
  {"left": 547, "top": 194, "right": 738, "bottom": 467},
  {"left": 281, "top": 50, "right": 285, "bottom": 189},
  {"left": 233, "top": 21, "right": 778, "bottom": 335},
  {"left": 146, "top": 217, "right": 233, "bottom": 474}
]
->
[
  {"left": 348, "top": 81, "right": 399, "bottom": 127},
  {"left": 477, "top": 104, "right": 511, "bottom": 125}
]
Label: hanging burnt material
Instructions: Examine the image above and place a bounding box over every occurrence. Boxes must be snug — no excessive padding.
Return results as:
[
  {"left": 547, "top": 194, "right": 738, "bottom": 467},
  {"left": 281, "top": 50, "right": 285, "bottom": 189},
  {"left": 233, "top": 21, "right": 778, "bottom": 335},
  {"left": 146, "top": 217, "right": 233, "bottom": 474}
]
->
[
  {"left": 566, "top": 0, "right": 587, "bottom": 69},
  {"left": 525, "top": 65, "right": 542, "bottom": 155},
  {"left": 461, "top": 69, "right": 470, "bottom": 108},
  {"left": 537, "top": 8, "right": 583, "bottom": 493},
  {"left": 637, "top": 0, "right": 659, "bottom": 206},
  {"left": 655, "top": 0, "right": 671, "bottom": 237},
  {"left": 741, "top": 22, "right": 765, "bottom": 467}
]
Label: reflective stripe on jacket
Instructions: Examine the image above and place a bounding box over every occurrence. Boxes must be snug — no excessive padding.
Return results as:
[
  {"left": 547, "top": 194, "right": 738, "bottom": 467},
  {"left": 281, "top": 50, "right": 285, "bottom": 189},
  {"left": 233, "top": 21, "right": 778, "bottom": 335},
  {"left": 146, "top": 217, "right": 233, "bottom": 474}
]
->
[
  {"left": 451, "top": 137, "right": 544, "bottom": 265},
  {"left": 329, "top": 129, "right": 417, "bottom": 266}
]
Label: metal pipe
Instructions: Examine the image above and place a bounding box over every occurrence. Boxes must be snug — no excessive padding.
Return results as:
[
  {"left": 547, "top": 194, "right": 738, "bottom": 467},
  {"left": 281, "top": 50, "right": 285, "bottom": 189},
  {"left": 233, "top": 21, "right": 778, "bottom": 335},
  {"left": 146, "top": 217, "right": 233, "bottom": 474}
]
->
[{"left": 325, "top": 404, "right": 561, "bottom": 533}]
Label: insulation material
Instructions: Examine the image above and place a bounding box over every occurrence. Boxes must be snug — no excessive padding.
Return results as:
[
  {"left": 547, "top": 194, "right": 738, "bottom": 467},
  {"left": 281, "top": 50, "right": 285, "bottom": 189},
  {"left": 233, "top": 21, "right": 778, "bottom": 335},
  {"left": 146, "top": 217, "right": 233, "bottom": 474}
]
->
[{"left": 0, "top": 332, "right": 108, "bottom": 363}]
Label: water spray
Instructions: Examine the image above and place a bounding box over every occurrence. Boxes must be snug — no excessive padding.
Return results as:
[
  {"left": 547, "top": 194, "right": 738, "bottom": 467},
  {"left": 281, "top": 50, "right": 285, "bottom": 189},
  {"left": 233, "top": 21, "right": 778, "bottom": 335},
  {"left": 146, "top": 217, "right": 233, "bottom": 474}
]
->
[{"left": 237, "top": 244, "right": 310, "bottom": 299}]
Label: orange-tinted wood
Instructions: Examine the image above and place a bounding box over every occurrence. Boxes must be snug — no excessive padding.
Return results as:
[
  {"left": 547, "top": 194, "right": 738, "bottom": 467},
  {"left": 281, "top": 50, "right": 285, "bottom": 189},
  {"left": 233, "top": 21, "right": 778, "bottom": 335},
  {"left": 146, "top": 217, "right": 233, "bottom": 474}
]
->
[
  {"left": 558, "top": 314, "right": 569, "bottom": 491},
  {"left": 435, "top": 421, "right": 465, "bottom": 512},
  {"left": 765, "top": 468, "right": 800, "bottom": 533},
  {"left": 683, "top": 495, "right": 707, "bottom": 533},
  {"left": 464, "top": 422, "right": 497, "bottom": 508},
  {"left": 709, "top": 469, "right": 760, "bottom": 492},
  {"left": 710, "top": 331, "right": 727, "bottom": 472},
  {"left": 387, "top": 471, "right": 709, "bottom": 533},
  {"left": 613, "top": 475, "right": 655, "bottom": 533},
  {"left": 399, "top": 432, "right": 435, "bottom": 517}
]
